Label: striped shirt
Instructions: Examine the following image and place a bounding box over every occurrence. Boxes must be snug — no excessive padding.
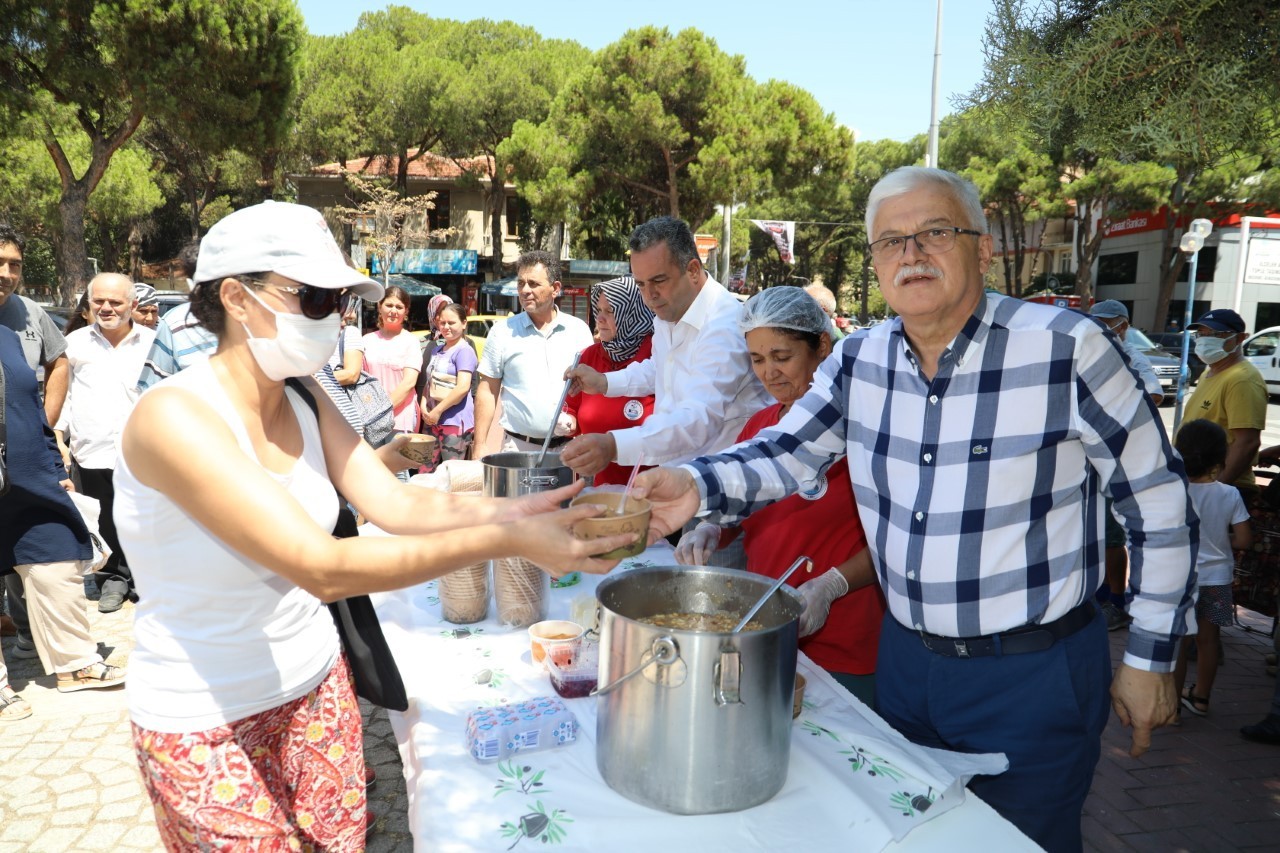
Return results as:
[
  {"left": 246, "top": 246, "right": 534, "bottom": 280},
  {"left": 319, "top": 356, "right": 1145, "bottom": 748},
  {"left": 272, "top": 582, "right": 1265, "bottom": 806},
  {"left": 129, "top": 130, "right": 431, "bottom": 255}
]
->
[{"left": 686, "top": 293, "right": 1198, "bottom": 672}]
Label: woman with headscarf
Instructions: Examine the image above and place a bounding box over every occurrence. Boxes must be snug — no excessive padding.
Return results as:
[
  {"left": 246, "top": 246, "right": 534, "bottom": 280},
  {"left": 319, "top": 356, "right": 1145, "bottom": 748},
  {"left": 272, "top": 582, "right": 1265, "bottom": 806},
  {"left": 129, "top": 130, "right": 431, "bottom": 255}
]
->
[{"left": 556, "top": 276, "right": 655, "bottom": 486}]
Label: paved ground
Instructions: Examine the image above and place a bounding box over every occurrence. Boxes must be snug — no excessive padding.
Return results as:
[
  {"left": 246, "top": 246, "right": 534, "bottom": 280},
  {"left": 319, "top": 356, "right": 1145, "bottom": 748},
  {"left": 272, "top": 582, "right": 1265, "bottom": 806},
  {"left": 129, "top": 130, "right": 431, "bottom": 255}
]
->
[
  {"left": 0, "top": 585, "right": 411, "bottom": 853},
  {"left": 0, "top": 403, "right": 1277, "bottom": 852}
]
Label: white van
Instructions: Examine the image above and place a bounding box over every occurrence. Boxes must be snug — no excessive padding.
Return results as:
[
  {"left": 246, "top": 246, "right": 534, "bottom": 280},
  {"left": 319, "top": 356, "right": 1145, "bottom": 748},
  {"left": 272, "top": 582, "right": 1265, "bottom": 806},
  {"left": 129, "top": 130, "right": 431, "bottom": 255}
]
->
[{"left": 1242, "top": 326, "right": 1280, "bottom": 398}]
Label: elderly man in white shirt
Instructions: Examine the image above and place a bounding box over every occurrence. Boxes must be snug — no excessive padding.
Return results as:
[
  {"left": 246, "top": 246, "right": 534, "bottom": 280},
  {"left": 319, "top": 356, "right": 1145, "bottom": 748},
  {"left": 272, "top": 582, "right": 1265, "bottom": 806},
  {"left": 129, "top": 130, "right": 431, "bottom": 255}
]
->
[
  {"left": 562, "top": 217, "right": 769, "bottom": 477},
  {"left": 474, "top": 251, "right": 595, "bottom": 456},
  {"left": 65, "top": 273, "right": 156, "bottom": 613}
]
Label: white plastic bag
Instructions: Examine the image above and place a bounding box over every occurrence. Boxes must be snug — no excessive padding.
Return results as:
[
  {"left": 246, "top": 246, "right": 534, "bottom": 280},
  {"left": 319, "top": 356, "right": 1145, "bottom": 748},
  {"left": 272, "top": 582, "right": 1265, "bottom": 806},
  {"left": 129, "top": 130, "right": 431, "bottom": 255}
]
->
[{"left": 68, "top": 491, "right": 112, "bottom": 574}]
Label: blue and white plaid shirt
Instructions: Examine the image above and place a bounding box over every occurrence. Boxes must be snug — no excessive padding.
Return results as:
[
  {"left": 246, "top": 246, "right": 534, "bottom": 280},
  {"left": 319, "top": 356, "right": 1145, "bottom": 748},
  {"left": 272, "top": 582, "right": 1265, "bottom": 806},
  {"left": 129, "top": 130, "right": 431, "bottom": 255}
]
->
[{"left": 687, "top": 293, "right": 1198, "bottom": 672}]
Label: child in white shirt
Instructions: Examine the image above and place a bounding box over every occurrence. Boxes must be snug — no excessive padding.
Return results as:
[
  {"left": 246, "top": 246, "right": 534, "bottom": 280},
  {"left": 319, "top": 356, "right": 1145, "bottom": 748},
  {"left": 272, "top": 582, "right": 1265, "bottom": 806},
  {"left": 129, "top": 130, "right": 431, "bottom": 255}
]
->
[{"left": 1174, "top": 419, "right": 1253, "bottom": 717}]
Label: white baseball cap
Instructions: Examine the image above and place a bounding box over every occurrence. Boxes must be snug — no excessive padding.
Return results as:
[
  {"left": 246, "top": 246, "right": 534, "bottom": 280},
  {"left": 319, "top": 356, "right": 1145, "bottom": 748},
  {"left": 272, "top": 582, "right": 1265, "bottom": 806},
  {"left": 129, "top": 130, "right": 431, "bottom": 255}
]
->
[{"left": 194, "top": 201, "right": 384, "bottom": 300}]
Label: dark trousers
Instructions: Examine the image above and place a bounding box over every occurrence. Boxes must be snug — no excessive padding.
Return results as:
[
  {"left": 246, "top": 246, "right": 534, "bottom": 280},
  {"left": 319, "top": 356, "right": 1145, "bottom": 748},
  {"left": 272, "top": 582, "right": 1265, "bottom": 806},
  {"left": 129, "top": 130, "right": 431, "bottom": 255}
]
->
[
  {"left": 77, "top": 466, "right": 132, "bottom": 595},
  {"left": 876, "top": 610, "right": 1111, "bottom": 853}
]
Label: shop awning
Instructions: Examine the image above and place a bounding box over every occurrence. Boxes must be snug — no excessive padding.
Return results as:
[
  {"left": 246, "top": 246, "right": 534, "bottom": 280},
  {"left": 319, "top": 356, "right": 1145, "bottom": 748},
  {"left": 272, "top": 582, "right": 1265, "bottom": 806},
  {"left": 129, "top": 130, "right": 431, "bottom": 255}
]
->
[
  {"left": 371, "top": 248, "right": 478, "bottom": 276},
  {"left": 480, "top": 277, "right": 518, "bottom": 297},
  {"left": 374, "top": 274, "right": 441, "bottom": 297}
]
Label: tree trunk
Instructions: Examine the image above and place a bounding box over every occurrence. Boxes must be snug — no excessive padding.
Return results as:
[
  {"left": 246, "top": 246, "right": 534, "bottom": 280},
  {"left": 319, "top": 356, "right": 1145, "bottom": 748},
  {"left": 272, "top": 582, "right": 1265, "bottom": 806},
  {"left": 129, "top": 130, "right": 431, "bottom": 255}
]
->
[
  {"left": 57, "top": 185, "right": 93, "bottom": 304},
  {"left": 128, "top": 222, "right": 144, "bottom": 281},
  {"left": 489, "top": 163, "right": 506, "bottom": 275}
]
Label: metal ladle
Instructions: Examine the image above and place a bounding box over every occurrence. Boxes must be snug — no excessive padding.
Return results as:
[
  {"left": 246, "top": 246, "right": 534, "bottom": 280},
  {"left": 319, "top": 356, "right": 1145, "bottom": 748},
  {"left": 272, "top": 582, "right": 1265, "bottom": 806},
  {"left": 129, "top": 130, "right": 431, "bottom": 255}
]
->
[
  {"left": 537, "top": 353, "right": 582, "bottom": 467},
  {"left": 732, "top": 555, "right": 811, "bottom": 633}
]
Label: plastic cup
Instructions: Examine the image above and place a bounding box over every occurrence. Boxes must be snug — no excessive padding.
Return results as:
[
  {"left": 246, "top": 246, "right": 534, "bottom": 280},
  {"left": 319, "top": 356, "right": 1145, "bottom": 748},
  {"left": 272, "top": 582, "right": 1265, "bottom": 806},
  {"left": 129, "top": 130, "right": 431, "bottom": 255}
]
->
[{"left": 528, "top": 620, "right": 584, "bottom": 670}]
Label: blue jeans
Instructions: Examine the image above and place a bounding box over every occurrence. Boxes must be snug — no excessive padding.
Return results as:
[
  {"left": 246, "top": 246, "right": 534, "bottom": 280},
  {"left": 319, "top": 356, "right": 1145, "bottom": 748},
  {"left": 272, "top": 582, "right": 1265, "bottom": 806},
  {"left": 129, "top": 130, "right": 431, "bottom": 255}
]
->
[{"left": 876, "top": 610, "right": 1111, "bottom": 853}]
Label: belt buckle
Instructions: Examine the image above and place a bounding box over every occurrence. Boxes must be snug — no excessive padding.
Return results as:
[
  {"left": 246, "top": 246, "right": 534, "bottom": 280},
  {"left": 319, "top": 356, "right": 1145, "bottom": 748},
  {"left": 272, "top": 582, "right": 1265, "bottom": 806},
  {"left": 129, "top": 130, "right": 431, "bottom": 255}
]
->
[{"left": 952, "top": 639, "right": 971, "bottom": 658}]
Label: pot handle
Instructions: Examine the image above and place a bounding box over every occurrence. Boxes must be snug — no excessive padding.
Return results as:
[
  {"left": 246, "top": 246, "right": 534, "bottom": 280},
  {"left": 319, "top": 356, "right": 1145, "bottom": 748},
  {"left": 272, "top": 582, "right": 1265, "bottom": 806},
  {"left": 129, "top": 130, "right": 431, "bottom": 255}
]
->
[
  {"left": 590, "top": 635, "right": 679, "bottom": 697},
  {"left": 521, "top": 474, "right": 564, "bottom": 488}
]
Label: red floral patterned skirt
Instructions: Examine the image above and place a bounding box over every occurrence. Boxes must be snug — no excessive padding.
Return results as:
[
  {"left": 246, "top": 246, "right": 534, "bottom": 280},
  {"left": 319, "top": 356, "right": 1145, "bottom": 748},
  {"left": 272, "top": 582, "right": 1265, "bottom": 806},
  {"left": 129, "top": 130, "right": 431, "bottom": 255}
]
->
[{"left": 131, "top": 655, "right": 366, "bottom": 851}]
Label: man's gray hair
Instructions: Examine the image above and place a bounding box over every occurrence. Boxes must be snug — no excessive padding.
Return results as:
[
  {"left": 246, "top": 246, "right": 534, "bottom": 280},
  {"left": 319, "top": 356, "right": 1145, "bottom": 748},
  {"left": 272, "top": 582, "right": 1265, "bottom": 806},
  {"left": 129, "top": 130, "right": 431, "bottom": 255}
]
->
[
  {"left": 629, "top": 216, "right": 699, "bottom": 270},
  {"left": 86, "top": 272, "right": 136, "bottom": 303},
  {"left": 866, "top": 167, "right": 987, "bottom": 240},
  {"left": 804, "top": 283, "right": 836, "bottom": 316}
]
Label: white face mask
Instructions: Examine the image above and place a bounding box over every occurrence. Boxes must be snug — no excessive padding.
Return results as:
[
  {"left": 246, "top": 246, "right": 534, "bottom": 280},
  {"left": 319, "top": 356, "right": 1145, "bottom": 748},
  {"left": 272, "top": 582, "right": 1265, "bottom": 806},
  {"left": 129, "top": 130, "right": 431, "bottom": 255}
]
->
[
  {"left": 1194, "top": 334, "right": 1237, "bottom": 365},
  {"left": 240, "top": 285, "right": 341, "bottom": 380}
]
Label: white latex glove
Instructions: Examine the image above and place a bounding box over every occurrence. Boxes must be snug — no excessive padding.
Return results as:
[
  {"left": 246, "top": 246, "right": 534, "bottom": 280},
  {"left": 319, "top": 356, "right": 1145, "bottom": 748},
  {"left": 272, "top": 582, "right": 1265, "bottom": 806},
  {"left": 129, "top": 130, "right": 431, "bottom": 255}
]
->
[
  {"left": 674, "top": 522, "right": 721, "bottom": 565},
  {"left": 797, "top": 568, "right": 850, "bottom": 638},
  {"left": 554, "top": 411, "right": 578, "bottom": 437}
]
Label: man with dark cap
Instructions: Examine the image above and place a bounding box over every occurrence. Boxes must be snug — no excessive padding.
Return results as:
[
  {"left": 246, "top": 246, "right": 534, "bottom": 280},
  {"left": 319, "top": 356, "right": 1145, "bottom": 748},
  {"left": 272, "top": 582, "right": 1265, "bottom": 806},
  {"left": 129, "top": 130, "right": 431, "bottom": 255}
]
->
[{"left": 1177, "top": 308, "right": 1267, "bottom": 505}]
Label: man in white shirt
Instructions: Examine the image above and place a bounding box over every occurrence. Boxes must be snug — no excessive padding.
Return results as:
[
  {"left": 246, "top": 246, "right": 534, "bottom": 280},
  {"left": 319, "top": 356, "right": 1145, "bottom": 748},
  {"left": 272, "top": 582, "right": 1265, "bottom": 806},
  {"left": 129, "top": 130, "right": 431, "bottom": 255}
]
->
[
  {"left": 65, "top": 273, "right": 156, "bottom": 612},
  {"left": 561, "top": 216, "right": 768, "bottom": 474},
  {"left": 474, "top": 251, "right": 594, "bottom": 456}
]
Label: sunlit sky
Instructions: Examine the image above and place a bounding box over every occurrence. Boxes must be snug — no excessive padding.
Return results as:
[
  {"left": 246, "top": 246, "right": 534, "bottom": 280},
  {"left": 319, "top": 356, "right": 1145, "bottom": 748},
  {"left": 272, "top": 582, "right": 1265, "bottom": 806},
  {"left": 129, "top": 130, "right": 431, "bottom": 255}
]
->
[{"left": 296, "top": 0, "right": 991, "bottom": 143}]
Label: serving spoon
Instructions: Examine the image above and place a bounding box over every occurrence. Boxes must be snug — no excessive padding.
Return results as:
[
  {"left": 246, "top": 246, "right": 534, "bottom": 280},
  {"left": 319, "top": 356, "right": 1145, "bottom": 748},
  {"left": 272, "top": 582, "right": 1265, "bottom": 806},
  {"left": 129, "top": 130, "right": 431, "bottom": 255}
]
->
[{"left": 732, "top": 555, "right": 811, "bottom": 633}]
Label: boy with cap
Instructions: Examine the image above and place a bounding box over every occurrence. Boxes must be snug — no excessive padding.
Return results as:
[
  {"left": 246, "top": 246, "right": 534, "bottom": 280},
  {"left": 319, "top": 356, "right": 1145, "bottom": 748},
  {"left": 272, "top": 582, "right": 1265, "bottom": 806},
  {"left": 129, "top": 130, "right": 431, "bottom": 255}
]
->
[{"left": 1177, "top": 308, "right": 1267, "bottom": 503}]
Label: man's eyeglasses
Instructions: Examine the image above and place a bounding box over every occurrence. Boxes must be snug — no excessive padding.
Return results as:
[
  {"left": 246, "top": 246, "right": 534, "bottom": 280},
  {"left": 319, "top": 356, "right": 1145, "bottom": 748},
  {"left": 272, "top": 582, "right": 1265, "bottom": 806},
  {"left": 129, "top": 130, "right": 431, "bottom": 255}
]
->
[
  {"left": 868, "top": 227, "right": 983, "bottom": 263},
  {"left": 244, "top": 278, "right": 352, "bottom": 320}
]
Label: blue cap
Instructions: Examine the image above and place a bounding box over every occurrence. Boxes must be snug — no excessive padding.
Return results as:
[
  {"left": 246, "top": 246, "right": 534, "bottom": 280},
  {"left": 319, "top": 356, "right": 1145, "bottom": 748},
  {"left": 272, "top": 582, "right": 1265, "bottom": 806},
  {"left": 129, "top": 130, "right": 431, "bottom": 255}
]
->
[
  {"left": 1190, "top": 308, "right": 1245, "bottom": 334},
  {"left": 1090, "top": 299, "right": 1128, "bottom": 321}
]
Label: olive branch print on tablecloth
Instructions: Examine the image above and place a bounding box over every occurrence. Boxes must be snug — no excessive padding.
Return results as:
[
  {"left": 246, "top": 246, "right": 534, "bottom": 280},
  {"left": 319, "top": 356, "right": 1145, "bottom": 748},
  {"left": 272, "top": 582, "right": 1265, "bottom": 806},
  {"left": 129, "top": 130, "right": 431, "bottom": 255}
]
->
[
  {"left": 494, "top": 762, "right": 573, "bottom": 847},
  {"left": 801, "top": 721, "right": 936, "bottom": 817}
]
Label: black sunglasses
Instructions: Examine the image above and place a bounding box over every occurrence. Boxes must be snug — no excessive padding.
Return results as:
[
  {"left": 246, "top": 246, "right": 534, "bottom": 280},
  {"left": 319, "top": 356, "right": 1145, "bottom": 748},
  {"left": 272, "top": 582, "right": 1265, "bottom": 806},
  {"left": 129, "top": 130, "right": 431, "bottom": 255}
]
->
[{"left": 244, "top": 278, "right": 352, "bottom": 320}]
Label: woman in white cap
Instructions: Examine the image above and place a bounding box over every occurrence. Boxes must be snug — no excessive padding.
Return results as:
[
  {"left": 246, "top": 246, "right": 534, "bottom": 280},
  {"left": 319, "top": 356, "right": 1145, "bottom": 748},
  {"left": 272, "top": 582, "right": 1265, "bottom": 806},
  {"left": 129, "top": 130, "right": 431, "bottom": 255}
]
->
[{"left": 113, "top": 201, "right": 633, "bottom": 850}]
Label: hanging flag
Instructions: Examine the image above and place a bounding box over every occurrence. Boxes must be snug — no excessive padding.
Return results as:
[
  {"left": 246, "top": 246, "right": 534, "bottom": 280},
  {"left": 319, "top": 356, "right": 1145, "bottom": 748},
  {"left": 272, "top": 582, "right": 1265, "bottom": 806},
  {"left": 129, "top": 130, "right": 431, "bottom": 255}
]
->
[{"left": 750, "top": 220, "right": 795, "bottom": 264}]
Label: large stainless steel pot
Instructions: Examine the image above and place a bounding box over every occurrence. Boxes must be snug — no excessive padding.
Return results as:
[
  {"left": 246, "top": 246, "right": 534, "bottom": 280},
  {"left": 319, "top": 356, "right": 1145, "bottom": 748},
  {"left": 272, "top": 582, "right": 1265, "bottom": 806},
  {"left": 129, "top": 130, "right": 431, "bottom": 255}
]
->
[
  {"left": 481, "top": 451, "right": 573, "bottom": 499},
  {"left": 594, "top": 566, "right": 801, "bottom": 814},
  {"left": 482, "top": 452, "right": 573, "bottom": 627}
]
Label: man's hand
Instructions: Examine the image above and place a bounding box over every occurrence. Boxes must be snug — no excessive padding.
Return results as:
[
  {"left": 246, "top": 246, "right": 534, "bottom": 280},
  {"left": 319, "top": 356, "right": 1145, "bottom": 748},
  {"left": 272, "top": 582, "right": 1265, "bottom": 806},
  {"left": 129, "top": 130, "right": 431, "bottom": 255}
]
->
[
  {"left": 59, "top": 478, "right": 75, "bottom": 493},
  {"left": 561, "top": 433, "right": 617, "bottom": 478},
  {"left": 630, "top": 467, "right": 701, "bottom": 543},
  {"left": 565, "top": 364, "right": 607, "bottom": 396},
  {"left": 1110, "top": 664, "right": 1178, "bottom": 757},
  {"left": 1258, "top": 444, "right": 1280, "bottom": 468}
]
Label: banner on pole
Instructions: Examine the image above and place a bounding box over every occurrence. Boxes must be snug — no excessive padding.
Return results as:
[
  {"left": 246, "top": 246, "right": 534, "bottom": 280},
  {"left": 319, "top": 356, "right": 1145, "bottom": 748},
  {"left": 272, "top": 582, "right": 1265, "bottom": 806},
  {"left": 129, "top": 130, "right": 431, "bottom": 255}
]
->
[{"left": 750, "top": 220, "right": 795, "bottom": 264}]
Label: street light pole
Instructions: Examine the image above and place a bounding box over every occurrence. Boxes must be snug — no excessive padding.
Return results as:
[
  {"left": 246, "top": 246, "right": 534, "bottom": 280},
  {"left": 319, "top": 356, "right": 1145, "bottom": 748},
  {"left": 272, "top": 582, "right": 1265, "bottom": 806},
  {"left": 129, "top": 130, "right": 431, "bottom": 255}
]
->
[
  {"left": 1172, "top": 218, "right": 1214, "bottom": 433},
  {"left": 926, "top": 0, "right": 943, "bottom": 168}
]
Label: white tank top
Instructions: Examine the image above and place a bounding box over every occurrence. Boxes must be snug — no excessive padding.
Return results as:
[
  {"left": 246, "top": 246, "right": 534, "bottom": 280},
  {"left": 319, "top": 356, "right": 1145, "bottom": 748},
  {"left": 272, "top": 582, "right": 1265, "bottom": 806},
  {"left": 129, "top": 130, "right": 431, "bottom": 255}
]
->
[{"left": 115, "top": 361, "right": 341, "bottom": 732}]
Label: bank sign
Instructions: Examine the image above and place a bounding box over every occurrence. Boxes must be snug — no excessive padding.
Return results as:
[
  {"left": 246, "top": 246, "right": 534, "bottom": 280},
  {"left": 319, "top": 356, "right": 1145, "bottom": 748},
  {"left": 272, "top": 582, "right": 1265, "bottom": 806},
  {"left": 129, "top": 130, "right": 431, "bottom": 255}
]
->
[{"left": 1246, "top": 237, "right": 1280, "bottom": 286}]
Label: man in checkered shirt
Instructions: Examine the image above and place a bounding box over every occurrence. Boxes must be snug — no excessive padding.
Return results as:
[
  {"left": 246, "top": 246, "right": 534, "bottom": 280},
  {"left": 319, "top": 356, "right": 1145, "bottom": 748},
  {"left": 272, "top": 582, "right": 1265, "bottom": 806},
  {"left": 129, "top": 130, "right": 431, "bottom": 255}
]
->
[{"left": 634, "top": 167, "right": 1198, "bottom": 853}]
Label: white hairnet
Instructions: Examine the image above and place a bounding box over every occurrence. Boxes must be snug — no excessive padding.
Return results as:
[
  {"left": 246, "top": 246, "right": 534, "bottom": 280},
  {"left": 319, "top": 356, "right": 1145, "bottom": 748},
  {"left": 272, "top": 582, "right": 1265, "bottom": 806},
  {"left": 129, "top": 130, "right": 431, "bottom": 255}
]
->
[{"left": 739, "top": 286, "right": 830, "bottom": 337}]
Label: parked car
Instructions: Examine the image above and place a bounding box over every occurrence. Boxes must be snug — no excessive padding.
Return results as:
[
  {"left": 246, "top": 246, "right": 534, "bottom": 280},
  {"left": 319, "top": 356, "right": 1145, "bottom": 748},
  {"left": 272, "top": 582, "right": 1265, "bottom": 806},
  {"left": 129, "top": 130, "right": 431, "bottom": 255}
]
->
[
  {"left": 1122, "top": 327, "right": 1182, "bottom": 404},
  {"left": 411, "top": 313, "right": 507, "bottom": 359},
  {"left": 1242, "top": 326, "right": 1280, "bottom": 399},
  {"left": 1147, "top": 331, "right": 1206, "bottom": 384},
  {"left": 152, "top": 290, "right": 190, "bottom": 319}
]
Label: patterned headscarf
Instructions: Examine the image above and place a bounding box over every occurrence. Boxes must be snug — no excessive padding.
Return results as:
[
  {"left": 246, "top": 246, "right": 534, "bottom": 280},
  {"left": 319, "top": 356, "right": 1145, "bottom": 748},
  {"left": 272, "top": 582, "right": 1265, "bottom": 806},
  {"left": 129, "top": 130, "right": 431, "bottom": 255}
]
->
[
  {"left": 427, "top": 294, "right": 451, "bottom": 330},
  {"left": 133, "top": 283, "right": 158, "bottom": 307},
  {"left": 595, "top": 276, "right": 654, "bottom": 363}
]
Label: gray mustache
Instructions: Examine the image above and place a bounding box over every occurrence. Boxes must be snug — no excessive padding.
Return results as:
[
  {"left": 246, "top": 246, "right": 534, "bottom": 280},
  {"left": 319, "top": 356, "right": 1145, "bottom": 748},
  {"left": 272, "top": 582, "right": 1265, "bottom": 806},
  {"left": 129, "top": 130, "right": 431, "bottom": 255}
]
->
[{"left": 894, "top": 264, "right": 944, "bottom": 286}]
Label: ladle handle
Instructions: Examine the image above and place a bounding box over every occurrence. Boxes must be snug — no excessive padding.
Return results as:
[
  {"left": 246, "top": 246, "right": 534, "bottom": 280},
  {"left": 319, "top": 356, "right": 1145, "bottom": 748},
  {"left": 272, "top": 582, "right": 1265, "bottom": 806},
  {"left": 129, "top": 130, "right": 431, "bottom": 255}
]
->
[
  {"left": 732, "top": 555, "right": 810, "bottom": 633},
  {"left": 537, "top": 353, "right": 582, "bottom": 467}
]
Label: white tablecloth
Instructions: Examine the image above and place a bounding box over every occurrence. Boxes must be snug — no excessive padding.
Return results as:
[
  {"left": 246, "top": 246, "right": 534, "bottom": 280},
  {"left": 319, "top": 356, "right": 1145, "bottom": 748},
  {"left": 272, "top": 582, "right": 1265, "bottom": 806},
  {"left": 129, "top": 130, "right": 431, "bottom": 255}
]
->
[{"left": 372, "top": 545, "right": 1038, "bottom": 852}]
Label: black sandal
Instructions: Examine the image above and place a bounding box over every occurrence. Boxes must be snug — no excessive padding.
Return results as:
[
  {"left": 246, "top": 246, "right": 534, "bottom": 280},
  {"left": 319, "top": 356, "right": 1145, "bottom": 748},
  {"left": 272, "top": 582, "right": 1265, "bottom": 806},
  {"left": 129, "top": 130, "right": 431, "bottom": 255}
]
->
[{"left": 1181, "top": 687, "right": 1209, "bottom": 717}]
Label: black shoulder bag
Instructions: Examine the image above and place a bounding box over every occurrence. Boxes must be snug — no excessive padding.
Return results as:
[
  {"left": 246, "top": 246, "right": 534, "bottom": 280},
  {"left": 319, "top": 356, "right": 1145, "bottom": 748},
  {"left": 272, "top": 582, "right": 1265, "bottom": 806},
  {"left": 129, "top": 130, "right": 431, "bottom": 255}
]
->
[{"left": 286, "top": 377, "right": 408, "bottom": 711}]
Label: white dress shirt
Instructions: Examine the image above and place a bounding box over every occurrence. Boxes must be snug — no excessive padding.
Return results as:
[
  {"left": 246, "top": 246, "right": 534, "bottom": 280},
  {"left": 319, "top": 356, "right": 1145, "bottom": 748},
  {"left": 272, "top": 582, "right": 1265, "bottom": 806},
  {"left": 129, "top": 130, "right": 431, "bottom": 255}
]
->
[
  {"left": 65, "top": 322, "right": 156, "bottom": 469},
  {"left": 605, "top": 277, "right": 769, "bottom": 467}
]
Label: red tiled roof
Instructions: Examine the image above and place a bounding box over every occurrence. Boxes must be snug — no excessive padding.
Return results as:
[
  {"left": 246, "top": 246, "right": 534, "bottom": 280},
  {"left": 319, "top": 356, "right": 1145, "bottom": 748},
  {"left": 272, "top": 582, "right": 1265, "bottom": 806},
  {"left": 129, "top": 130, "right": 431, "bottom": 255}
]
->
[{"left": 311, "top": 149, "right": 497, "bottom": 181}]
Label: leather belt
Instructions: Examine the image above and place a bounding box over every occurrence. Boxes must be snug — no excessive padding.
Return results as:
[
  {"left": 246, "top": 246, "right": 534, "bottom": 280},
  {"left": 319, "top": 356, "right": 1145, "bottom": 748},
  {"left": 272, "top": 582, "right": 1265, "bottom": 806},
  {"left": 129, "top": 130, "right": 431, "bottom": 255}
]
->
[
  {"left": 917, "top": 601, "right": 1096, "bottom": 658},
  {"left": 505, "top": 429, "right": 570, "bottom": 449}
]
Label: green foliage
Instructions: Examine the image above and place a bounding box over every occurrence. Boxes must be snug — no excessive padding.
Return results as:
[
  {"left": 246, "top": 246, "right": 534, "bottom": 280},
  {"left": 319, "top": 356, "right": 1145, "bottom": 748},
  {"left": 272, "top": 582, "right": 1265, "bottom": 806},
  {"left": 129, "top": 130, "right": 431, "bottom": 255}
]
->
[
  {"left": 503, "top": 26, "right": 846, "bottom": 239},
  {"left": 0, "top": 0, "right": 304, "bottom": 298}
]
